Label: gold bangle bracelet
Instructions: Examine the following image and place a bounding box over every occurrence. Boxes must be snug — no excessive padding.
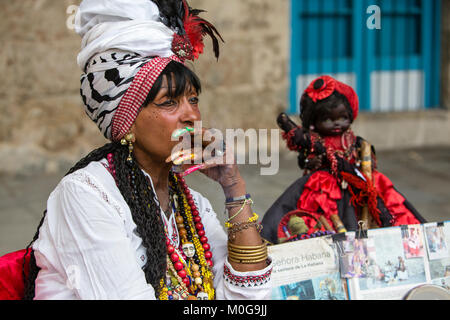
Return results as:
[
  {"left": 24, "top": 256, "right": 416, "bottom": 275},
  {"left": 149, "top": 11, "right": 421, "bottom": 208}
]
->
[
  {"left": 228, "top": 256, "right": 268, "bottom": 265},
  {"left": 228, "top": 249, "right": 267, "bottom": 256},
  {"left": 229, "top": 251, "right": 267, "bottom": 258},
  {"left": 228, "top": 246, "right": 267, "bottom": 253},
  {"left": 228, "top": 253, "right": 268, "bottom": 261},
  {"left": 228, "top": 249, "right": 268, "bottom": 258},
  {"left": 227, "top": 242, "right": 267, "bottom": 251}
]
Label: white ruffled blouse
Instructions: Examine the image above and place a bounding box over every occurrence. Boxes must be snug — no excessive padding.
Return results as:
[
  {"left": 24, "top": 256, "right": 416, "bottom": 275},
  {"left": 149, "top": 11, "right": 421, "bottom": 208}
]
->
[{"left": 32, "top": 160, "right": 273, "bottom": 300}]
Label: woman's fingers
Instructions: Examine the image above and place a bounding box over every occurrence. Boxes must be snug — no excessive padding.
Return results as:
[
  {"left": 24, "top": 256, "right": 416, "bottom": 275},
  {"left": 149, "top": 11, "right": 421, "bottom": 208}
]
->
[
  {"left": 167, "top": 127, "right": 234, "bottom": 172},
  {"left": 171, "top": 127, "right": 195, "bottom": 139},
  {"left": 166, "top": 149, "right": 202, "bottom": 165}
]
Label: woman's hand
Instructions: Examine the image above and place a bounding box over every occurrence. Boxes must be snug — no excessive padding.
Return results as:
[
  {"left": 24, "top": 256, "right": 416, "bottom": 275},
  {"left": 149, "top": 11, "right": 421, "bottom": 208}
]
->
[
  {"left": 198, "top": 150, "right": 246, "bottom": 198},
  {"left": 166, "top": 128, "right": 246, "bottom": 197}
]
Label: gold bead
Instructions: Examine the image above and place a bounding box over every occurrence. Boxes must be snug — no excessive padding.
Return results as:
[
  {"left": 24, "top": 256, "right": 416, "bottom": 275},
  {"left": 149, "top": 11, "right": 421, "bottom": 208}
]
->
[
  {"left": 191, "top": 264, "right": 200, "bottom": 272},
  {"left": 195, "top": 277, "right": 203, "bottom": 285},
  {"left": 179, "top": 228, "right": 187, "bottom": 237},
  {"left": 176, "top": 216, "right": 184, "bottom": 224},
  {"left": 125, "top": 133, "right": 135, "bottom": 142}
]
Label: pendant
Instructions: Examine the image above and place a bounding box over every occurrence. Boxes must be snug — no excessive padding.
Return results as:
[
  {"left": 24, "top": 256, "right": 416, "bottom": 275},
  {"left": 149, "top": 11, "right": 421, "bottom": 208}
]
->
[{"left": 197, "top": 291, "right": 209, "bottom": 300}]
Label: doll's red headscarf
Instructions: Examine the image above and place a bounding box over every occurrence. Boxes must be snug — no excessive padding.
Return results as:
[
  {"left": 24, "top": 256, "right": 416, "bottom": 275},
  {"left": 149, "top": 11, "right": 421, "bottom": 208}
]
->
[{"left": 304, "top": 76, "right": 359, "bottom": 121}]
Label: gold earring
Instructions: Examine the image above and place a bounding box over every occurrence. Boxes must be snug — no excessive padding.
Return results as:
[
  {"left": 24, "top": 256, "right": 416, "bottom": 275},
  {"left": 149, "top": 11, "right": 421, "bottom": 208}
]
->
[{"left": 121, "top": 133, "right": 135, "bottom": 165}]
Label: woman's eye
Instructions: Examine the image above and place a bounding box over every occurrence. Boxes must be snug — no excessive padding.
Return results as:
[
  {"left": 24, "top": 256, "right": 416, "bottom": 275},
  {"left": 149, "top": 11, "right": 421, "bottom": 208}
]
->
[
  {"left": 189, "top": 97, "right": 199, "bottom": 105},
  {"left": 157, "top": 99, "right": 177, "bottom": 107}
]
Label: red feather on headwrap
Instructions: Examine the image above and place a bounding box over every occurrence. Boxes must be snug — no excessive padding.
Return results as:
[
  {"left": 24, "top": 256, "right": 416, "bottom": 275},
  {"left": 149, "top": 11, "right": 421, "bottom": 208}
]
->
[{"left": 182, "top": 0, "right": 224, "bottom": 60}]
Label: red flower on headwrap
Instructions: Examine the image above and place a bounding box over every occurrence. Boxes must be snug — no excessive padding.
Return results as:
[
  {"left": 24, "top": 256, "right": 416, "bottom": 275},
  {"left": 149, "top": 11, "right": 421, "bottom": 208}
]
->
[
  {"left": 170, "top": 0, "right": 223, "bottom": 62},
  {"left": 305, "top": 76, "right": 336, "bottom": 103},
  {"left": 304, "top": 75, "right": 359, "bottom": 121},
  {"left": 171, "top": 34, "right": 195, "bottom": 62}
]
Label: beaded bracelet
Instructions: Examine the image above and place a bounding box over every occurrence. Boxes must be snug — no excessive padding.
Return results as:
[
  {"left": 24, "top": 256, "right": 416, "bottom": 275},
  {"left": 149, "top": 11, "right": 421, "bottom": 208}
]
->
[
  {"left": 228, "top": 221, "right": 262, "bottom": 235},
  {"left": 225, "top": 199, "right": 254, "bottom": 222},
  {"left": 225, "top": 212, "right": 259, "bottom": 229},
  {"left": 228, "top": 222, "right": 263, "bottom": 242}
]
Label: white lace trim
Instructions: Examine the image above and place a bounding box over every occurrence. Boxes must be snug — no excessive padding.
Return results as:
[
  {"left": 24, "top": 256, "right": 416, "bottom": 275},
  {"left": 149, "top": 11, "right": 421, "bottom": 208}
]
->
[{"left": 68, "top": 170, "right": 126, "bottom": 219}]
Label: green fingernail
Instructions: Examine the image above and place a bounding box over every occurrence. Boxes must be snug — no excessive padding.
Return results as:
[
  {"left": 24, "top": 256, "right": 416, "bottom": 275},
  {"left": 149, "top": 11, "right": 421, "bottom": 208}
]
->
[{"left": 172, "top": 127, "right": 194, "bottom": 139}]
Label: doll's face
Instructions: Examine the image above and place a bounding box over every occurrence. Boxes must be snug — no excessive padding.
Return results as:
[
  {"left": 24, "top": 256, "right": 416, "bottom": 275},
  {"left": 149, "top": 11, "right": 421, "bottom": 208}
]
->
[
  {"left": 314, "top": 104, "right": 351, "bottom": 136},
  {"left": 182, "top": 242, "right": 196, "bottom": 258}
]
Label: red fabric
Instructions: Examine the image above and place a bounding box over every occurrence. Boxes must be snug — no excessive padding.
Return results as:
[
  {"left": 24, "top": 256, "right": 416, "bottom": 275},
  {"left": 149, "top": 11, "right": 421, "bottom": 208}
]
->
[
  {"left": 305, "top": 76, "right": 336, "bottom": 103},
  {"left": 323, "top": 135, "right": 345, "bottom": 153},
  {"left": 296, "top": 169, "right": 421, "bottom": 231},
  {"left": 372, "top": 171, "right": 421, "bottom": 226},
  {"left": 341, "top": 171, "right": 382, "bottom": 226},
  {"left": 335, "top": 79, "right": 359, "bottom": 120},
  {"left": 0, "top": 249, "right": 30, "bottom": 300},
  {"left": 298, "top": 171, "right": 342, "bottom": 225},
  {"left": 281, "top": 127, "right": 301, "bottom": 152},
  {"left": 304, "top": 75, "right": 359, "bottom": 120}
]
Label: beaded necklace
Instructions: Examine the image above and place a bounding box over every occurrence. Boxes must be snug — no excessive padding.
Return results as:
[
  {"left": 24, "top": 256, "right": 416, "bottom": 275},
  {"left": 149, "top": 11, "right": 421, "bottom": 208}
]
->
[
  {"left": 160, "top": 173, "right": 215, "bottom": 300},
  {"left": 310, "top": 129, "right": 357, "bottom": 176},
  {"left": 105, "top": 154, "right": 214, "bottom": 300}
]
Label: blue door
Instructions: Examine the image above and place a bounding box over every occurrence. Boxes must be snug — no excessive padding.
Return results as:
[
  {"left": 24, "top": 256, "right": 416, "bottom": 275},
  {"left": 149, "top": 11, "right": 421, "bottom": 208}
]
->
[{"left": 289, "top": 0, "right": 441, "bottom": 114}]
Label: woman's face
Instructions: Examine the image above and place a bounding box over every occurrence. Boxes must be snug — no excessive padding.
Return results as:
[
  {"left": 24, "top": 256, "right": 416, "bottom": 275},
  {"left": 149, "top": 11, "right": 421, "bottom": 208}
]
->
[
  {"left": 131, "top": 75, "right": 201, "bottom": 163},
  {"left": 314, "top": 104, "right": 351, "bottom": 137}
]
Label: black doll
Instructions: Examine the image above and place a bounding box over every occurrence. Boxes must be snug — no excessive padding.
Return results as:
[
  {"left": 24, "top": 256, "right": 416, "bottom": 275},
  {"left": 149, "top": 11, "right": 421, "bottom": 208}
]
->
[{"left": 262, "top": 76, "right": 425, "bottom": 244}]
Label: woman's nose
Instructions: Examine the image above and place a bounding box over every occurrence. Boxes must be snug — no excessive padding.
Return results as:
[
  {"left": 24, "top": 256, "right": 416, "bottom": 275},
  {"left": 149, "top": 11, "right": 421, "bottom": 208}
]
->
[{"left": 179, "top": 97, "right": 200, "bottom": 125}]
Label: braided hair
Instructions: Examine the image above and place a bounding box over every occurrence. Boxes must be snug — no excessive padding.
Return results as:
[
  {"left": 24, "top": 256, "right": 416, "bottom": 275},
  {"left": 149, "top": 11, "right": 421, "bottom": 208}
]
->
[{"left": 22, "top": 60, "right": 201, "bottom": 300}]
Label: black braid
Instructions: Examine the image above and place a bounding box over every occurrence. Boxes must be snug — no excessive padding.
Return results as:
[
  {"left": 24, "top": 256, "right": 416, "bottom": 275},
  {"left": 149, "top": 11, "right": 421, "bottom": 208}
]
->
[
  {"left": 114, "top": 147, "right": 166, "bottom": 297},
  {"left": 22, "top": 58, "right": 201, "bottom": 300},
  {"left": 22, "top": 142, "right": 167, "bottom": 299}
]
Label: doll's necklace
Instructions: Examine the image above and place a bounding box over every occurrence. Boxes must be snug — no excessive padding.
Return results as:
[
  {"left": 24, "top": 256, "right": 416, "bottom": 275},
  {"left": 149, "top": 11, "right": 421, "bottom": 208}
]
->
[{"left": 312, "top": 130, "right": 356, "bottom": 161}]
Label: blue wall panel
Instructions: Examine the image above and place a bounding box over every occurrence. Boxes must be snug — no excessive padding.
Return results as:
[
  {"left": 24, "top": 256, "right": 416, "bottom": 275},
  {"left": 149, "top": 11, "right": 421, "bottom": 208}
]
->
[{"left": 289, "top": 0, "right": 441, "bottom": 113}]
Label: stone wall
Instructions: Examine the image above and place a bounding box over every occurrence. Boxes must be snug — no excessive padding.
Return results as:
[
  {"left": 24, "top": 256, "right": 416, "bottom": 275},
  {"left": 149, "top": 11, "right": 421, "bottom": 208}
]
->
[
  {"left": 0, "top": 0, "right": 449, "bottom": 175},
  {"left": 189, "top": 0, "right": 290, "bottom": 131},
  {"left": 0, "top": 0, "right": 106, "bottom": 174},
  {"left": 0, "top": 0, "right": 291, "bottom": 174}
]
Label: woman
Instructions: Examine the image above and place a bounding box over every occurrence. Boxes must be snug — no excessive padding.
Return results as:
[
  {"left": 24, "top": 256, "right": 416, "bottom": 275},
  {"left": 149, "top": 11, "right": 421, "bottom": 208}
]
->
[{"left": 20, "top": 0, "right": 272, "bottom": 300}]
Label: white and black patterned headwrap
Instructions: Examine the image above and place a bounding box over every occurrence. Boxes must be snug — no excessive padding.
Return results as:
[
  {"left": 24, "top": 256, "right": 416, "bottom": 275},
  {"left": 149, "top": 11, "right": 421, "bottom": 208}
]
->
[
  {"left": 76, "top": 0, "right": 176, "bottom": 140},
  {"left": 75, "top": 0, "right": 222, "bottom": 141}
]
